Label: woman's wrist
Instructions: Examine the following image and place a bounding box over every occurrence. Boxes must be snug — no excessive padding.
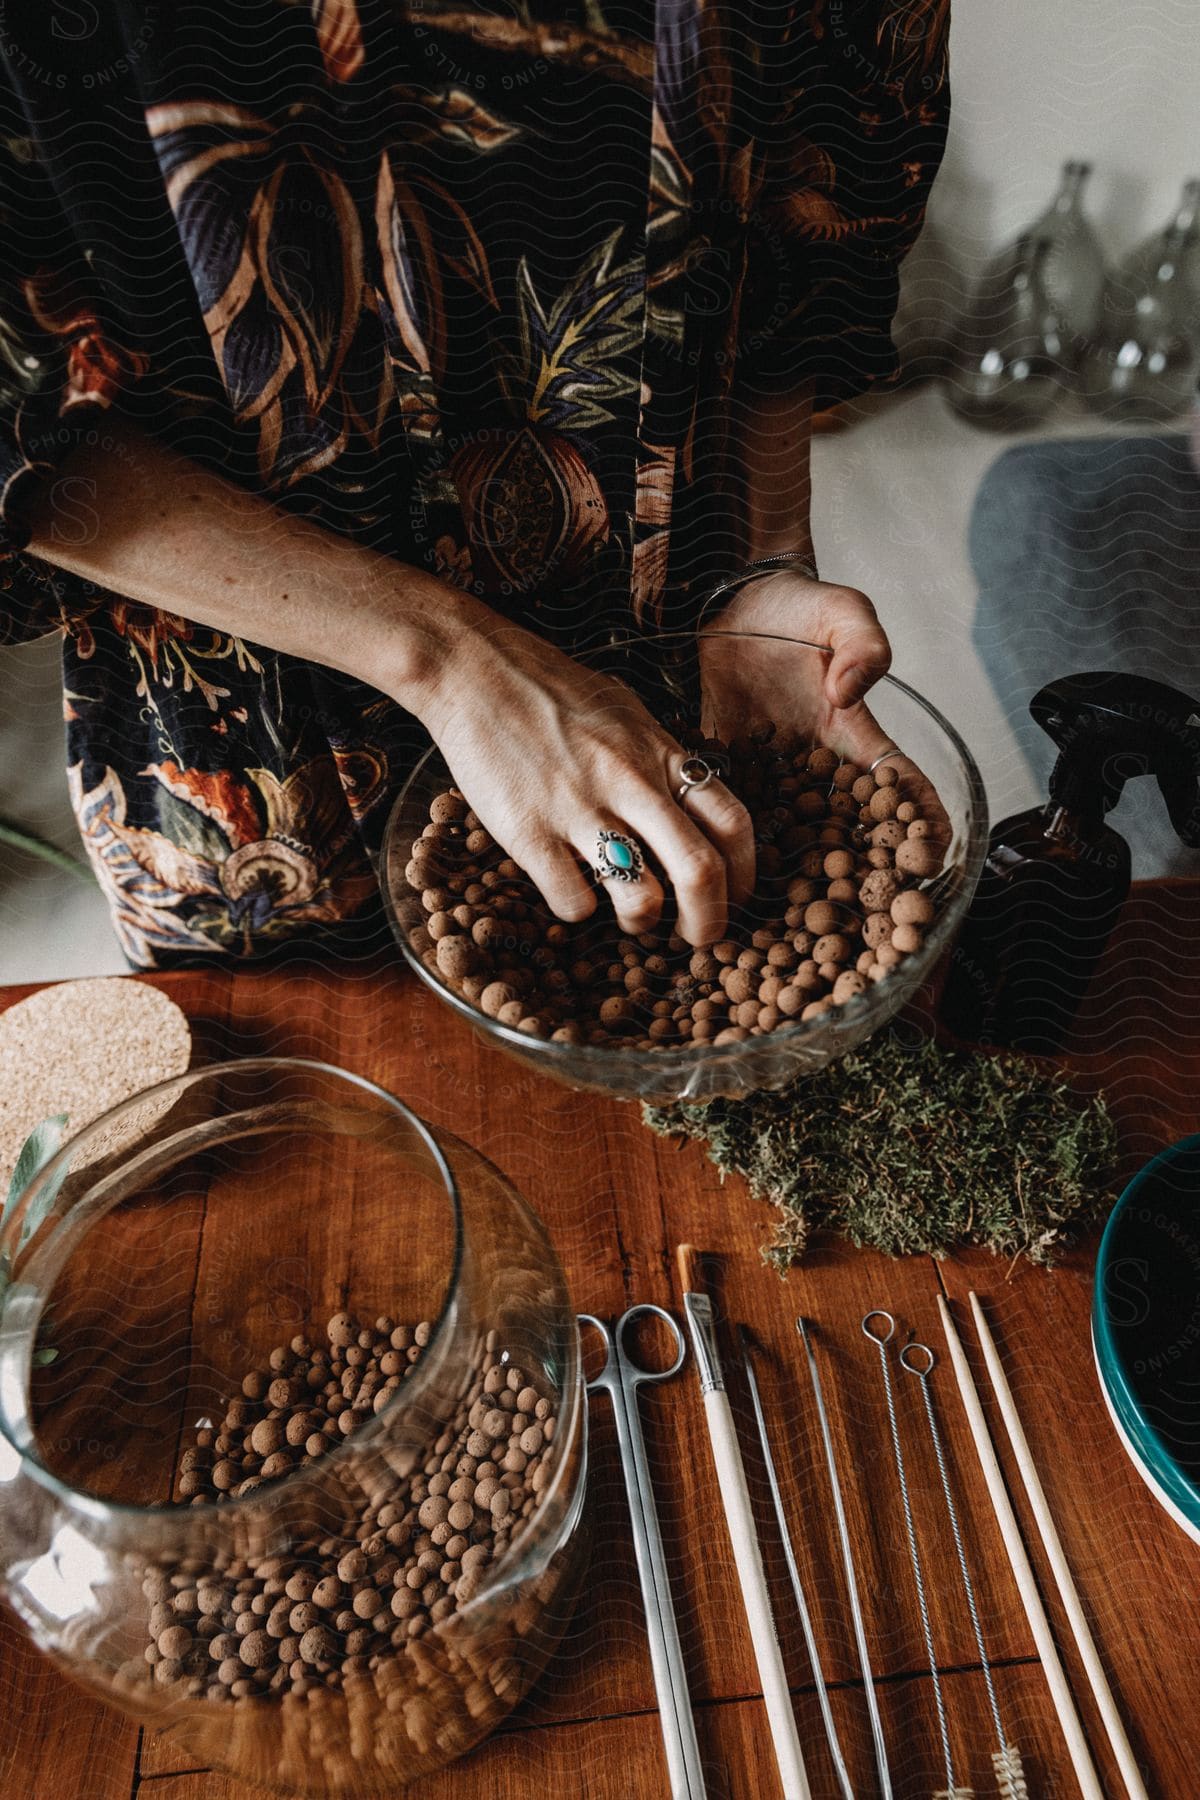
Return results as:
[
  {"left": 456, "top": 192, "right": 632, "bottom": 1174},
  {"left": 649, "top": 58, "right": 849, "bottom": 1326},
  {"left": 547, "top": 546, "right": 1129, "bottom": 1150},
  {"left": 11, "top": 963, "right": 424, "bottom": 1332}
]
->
[
  {"left": 733, "top": 378, "right": 814, "bottom": 562},
  {"left": 350, "top": 559, "right": 487, "bottom": 726},
  {"left": 698, "top": 550, "right": 819, "bottom": 628}
]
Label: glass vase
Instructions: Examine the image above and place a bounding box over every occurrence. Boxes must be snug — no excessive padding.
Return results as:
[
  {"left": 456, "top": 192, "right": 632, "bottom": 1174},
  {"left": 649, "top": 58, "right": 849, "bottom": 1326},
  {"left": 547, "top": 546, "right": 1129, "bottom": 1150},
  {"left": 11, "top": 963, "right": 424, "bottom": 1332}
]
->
[
  {"left": 0, "top": 1058, "right": 587, "bottom": 1797},
  {"left": 946, "top": 235, "right": 1068, "bottom": 428},
  {"left": 1083, "top": 179, "right": 1200, "bottom": 421},
  {"left": 1025, "top": 159, "right": 1107, "bottom": 359}
]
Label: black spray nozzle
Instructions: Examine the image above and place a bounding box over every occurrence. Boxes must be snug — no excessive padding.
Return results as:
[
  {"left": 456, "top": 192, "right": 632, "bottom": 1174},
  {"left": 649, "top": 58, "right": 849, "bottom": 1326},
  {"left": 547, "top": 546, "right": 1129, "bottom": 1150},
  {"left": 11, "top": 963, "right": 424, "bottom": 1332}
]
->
[{"left": 1030, "top": 672, "right": 1200, "bottom": 847}]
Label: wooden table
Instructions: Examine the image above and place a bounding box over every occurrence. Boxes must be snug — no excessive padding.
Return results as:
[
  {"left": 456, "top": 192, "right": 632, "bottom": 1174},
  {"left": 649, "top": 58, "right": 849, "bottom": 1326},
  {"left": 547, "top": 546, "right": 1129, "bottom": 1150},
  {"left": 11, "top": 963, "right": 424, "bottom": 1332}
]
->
[{"left": 2, "top": 883, "right": 1198, "bottom": 1800}]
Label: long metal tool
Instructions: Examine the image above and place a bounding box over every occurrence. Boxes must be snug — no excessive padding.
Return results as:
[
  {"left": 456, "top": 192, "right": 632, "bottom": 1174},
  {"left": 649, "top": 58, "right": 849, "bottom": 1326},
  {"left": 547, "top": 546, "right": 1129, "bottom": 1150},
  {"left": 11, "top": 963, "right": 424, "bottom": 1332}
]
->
[
  {"left": 739, "top": 1327, "right": 856, "bottom": 1800},
  {"left": 796, "top": 1317, "right": 893, "bottom": 1800},
  {"left": 864, "top": 1312, "right": 969, "bottom": 1800},
  {"left": 580, "top": 1307, "right": 708, "bottom": 1800}
]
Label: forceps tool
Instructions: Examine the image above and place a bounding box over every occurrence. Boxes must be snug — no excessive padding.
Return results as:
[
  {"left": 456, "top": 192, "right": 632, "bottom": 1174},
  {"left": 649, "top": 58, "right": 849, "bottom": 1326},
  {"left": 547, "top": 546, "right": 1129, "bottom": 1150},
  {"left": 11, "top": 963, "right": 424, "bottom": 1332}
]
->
[{"left": 580, "top": 1306, "right": 707, "bottom": 1800}]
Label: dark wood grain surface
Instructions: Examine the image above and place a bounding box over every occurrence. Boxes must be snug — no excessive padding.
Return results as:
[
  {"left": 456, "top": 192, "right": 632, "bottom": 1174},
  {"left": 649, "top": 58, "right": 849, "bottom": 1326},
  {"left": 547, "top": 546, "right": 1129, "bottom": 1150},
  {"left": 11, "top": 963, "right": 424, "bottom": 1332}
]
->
[{"left": 2, "top": 881, "right": 1197, "bottom": 1800}]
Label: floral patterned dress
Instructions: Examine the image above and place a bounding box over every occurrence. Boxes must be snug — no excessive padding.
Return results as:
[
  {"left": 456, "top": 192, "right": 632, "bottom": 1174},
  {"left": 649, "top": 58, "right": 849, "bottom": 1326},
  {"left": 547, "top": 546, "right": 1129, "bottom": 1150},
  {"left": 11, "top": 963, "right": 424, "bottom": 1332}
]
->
[{"left": 0, "top": 0, "right": 949, "bottom": 967}]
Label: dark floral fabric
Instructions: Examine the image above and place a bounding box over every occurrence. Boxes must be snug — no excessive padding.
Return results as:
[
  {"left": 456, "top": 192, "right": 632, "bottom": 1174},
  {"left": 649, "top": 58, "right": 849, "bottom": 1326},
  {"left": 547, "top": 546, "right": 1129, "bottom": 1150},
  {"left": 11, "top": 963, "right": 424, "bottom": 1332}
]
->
[{"left": 0, "top": 0, "right": 949, "bottom": 967}]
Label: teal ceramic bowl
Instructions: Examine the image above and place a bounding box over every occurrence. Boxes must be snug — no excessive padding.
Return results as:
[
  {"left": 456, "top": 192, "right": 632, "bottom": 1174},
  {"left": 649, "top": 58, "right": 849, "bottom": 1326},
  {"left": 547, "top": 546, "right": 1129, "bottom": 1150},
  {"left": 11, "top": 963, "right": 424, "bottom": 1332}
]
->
[{"left": 1093, "top": 1134, "right": 1200, "bottom": 1542}]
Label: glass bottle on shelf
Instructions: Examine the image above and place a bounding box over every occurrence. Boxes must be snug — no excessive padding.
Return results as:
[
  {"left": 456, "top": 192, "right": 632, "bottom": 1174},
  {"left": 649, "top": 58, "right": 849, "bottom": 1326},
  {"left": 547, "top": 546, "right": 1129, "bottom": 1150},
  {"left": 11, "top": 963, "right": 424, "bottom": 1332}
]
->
[
  {"left": 946, "top": 235, "right": 1067, "bottom": 429},
  {"left": 1027, "top": 159, "right": 1107, "bottom": 361},
  {"left": 1083, "top": 179, "right": 1200, "bottom": 421},
  {"left": 1170, "top": 177, "right": 1200, "bottom": 309},
  {"left": 944, "top": 160, "right": 1106, "bottom": 426}
]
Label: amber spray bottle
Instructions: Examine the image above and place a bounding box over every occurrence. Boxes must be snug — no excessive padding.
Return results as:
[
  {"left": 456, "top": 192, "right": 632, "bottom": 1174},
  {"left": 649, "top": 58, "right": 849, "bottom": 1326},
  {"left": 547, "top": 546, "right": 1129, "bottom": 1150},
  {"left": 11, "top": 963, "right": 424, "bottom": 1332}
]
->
[{"left": 939, "top": 672, "right": 1200, "bottom": 1053}]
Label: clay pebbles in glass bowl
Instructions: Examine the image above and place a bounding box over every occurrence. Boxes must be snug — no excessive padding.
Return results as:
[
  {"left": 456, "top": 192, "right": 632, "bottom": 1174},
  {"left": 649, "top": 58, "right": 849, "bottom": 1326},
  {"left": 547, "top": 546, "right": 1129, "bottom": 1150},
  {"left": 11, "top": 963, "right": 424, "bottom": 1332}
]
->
[
  {"left": 0, "top": 1059, "right": 587, "bottom": 1798},
  {"left": 383, "top": 630, "right": 988, "bottom": 1104}
]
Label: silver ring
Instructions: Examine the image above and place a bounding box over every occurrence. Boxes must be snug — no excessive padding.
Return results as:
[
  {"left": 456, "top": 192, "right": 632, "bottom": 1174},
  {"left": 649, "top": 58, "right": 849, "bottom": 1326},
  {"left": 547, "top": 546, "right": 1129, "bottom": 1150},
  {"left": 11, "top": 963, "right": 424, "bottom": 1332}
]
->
[
  {"left": 594, "top": 829, "right": 644, "bottom": 884},
  {"left": 677, "top": 755, "right": 717, "bottom": 803},
  {"left": 867, "top": 744, "right": 901, "bottom": 775}
]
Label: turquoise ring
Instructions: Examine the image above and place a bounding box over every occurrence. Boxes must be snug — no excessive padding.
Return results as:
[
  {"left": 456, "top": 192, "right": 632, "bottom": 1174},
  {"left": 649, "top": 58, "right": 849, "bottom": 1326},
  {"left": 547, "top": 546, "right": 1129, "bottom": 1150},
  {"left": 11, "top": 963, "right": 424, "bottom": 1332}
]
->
[{"left": 594, "top": 829, "right": 644, "bottom": 884}]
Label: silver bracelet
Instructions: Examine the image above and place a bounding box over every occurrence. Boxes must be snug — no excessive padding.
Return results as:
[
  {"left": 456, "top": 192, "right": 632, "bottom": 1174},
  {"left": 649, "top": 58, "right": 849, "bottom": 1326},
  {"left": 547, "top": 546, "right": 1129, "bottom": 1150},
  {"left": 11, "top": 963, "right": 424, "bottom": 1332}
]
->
[{"left": 696, "top": 549, "right": 819, "bottom": 626}]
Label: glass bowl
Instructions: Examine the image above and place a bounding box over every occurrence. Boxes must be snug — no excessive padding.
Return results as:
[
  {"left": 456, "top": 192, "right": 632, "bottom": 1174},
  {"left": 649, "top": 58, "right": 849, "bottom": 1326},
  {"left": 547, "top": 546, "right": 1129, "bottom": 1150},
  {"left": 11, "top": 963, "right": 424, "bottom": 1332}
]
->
[
  {"left": 382, "top": 629, "right": 988, "bottom": 1103},
  {"left": 0, "top": 1058, "right": 587, "bottom": 1797}
]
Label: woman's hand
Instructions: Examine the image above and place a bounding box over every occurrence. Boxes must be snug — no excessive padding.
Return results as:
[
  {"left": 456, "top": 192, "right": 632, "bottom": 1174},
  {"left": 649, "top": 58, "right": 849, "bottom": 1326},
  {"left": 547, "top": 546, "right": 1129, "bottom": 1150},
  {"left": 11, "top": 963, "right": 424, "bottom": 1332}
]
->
[
  {"left": 416, "top": 609, "right": 755, "bottom": 946},
  {"left": 702, "top": 569, "right": 949, "bottom": 849},
  {"left": 700, "top": 566, "right": 894, "bottom": 760}
]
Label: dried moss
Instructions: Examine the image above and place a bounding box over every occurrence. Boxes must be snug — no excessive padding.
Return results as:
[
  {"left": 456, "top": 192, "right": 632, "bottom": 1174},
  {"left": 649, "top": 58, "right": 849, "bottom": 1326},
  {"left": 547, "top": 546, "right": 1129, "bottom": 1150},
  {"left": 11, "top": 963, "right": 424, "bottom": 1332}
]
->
[{"left": 643, "top": 1032, "right": 1117, "bottom": 1270}]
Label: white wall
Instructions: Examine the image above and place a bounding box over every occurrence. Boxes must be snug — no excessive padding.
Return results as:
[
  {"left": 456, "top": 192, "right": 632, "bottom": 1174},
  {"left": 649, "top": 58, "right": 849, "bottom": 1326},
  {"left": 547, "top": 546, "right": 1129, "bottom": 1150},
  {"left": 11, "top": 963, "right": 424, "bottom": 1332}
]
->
[{"left": 925, "top": 0, "right": 1200, "bottom": 275}]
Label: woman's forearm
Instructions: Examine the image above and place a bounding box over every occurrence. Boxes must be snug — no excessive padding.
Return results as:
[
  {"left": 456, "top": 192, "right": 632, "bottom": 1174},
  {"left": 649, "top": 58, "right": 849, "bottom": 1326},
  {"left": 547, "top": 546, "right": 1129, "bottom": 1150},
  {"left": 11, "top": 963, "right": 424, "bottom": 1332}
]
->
[
  {"left": 21, "top": 417, "right": 479, "bottom": 717},
  {"left": 733, "top": 379, "right": 814, "bottom": 562}
]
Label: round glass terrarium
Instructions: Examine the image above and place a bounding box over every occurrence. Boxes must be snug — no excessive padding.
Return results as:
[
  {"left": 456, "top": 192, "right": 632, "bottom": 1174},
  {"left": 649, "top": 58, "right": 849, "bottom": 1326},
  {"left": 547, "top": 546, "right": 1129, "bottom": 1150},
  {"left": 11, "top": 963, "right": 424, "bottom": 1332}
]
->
[
  {"left": 0, "top": 1059, "right": 587, "bottom": 1797},
  {"left": 383, "top": 628, "right": 988, "bottom": 1104}
]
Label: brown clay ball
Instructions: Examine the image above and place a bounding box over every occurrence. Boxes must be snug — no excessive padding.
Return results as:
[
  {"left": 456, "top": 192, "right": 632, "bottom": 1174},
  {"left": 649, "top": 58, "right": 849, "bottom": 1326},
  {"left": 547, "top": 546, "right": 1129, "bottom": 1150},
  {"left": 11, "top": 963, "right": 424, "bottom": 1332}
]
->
[
  {"left": 435, "top": 935, "right": 481, "bottom": 982},
  {"left": 803, "top": 900, "right": 843, "bottom": 938},
  {"left": 429, "top": 791, "right": 467, "bottom": 825},
  {"left": 891, "top": 889, "right": 935, "bottom": 928},
  {"left": 724, "top": 968, "right": 755, "bottom": 1006},
  {"left": 863, "top": 911, "right": 894, "bottom": 949},
  {"left": 299, "top": 1625, "right": 332, "bottom": 1665},
  {"left": 480, "top": 981, "right": 518, "bottom": 1019},
  {"left": 859, "top": 869, "right": 901, "bottom": 913},
  {"left": 823, "top": 849, "right": 855, "bottom": 880},
  {"left": 896, "top": 838, "right": 942, "bottom": 879},
  {"left": 250, "top": 1418, "right": 284, "bottom": 1458}
]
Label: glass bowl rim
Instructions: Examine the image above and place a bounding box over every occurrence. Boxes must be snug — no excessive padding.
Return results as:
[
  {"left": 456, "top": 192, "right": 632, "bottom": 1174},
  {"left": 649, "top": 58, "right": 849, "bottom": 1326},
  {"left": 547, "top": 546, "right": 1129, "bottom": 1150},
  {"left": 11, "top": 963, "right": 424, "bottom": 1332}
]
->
[
  {"left": 0, "top": 1057, "right": 468, "bottom": 1525},
  {"left": 382, "top": 630, "right": 990, "bottom": 1071},
  {"left": 0, "top": 1053, "right": 586, "bottom": 1619}
]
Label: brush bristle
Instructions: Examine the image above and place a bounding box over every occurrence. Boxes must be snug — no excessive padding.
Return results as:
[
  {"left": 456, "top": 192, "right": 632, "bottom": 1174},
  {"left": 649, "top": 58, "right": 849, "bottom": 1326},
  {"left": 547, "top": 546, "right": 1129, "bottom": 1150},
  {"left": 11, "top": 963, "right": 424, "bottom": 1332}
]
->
[
  {"left": 992, "top": 1744, "right": 1029, "bottom": 1800},
  {"left": 676, "top": 1242, "right": 703, "bottom": 1295},
  {"left": 932, "top": 1789, "right": 974, "bottom": 1799}
]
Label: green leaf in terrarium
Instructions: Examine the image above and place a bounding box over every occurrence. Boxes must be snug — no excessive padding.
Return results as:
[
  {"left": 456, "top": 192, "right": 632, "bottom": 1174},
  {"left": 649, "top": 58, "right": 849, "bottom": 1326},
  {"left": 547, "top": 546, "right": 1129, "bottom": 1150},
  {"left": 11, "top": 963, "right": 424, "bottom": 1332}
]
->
[
  {"left": 2, "top": 1117, "right": 70, "bottom": 1370},
  {"left": 2, "top": 1113, "right": 71, "bottom": 1249}
]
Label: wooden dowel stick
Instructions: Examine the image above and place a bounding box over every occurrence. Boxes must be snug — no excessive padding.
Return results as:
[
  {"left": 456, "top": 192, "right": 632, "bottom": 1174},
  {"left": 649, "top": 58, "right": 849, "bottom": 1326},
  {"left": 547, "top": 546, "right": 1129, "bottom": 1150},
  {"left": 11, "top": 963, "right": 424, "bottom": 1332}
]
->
[
  {"left": 969, "top": 1291, "right": 1149, "bottom": 1800},
  {"left": 937, "top": 1294, "right": 1105, "bottom": 1800},
  {"left": 701, "top": 1383, "right": 812, "bottom": 1799},
  {"left": 678, "top": 1247, "right": 811, "bottom": 1800}
]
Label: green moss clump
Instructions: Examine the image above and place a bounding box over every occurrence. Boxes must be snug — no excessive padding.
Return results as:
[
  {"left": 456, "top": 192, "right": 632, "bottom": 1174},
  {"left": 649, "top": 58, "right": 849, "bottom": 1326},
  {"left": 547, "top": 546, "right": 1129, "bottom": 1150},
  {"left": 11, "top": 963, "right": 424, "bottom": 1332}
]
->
[{"left": 643, "top": 1032, "right": 1117, "bottom": 1270}]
